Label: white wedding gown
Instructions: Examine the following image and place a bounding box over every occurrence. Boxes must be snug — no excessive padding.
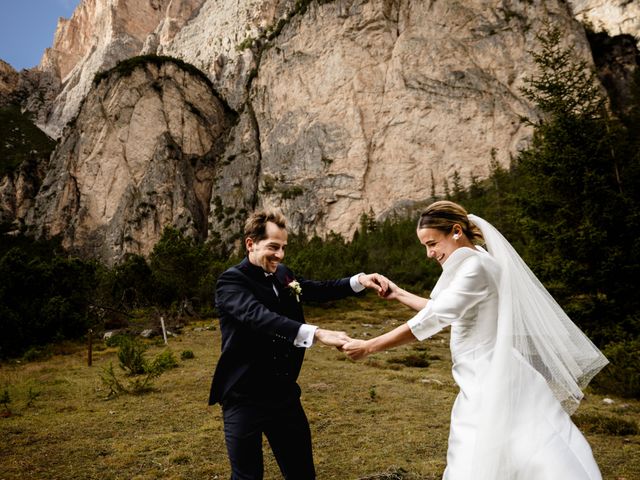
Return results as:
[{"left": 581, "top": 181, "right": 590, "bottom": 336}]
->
[{"left": 407, "top": 246, "right": 602, "bottom": 480}]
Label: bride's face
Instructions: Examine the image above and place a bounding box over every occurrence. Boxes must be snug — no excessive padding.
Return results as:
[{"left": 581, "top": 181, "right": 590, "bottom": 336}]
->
[{"left": 417, "top": 226, "right": 461, "bottom": 266}]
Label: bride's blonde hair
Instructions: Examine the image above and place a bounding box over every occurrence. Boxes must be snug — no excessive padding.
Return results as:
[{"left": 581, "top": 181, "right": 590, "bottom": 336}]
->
[{"left": 418, "top": 200, "right": 484, "bottom": 244}]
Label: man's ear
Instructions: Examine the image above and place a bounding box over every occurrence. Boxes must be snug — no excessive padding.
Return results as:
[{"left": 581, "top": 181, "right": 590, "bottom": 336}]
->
[{"left": 245, "top": 237, "right": 254, "bottom": 252}]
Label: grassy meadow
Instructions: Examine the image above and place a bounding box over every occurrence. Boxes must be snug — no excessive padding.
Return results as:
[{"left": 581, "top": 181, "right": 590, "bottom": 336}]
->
[{"left": 1, "top": 296, "right": 639, "bottom": 479}]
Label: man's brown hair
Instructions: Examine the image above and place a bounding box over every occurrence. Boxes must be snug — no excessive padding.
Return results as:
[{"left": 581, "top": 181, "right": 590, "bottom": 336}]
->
[{"left": 244, "top": 209, "right": 287, "bottom": 242}]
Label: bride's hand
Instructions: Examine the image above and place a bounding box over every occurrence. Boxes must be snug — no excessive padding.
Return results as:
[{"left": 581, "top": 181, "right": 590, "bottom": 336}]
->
[
  {"left": 341, "top": 339, "right": 371, "bottom": 360},
  {"left": 379, "top": 279, "right": 401, "bottom": 300}
]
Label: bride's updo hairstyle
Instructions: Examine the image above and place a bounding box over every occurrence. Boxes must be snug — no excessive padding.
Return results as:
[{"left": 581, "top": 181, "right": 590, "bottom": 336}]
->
[{"left": 418, "top": 200, "right": 484, "bottom": 244}]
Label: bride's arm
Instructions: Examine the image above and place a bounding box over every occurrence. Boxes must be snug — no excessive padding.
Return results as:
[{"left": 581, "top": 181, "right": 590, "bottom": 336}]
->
[{"left": 385, "top": 281, "right": 429, "bottom": 311}]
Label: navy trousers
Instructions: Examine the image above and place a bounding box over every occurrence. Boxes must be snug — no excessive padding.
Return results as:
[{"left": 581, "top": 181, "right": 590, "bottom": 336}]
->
[{"left": 222, "top": 396, "right": 316, "bottom": 480}]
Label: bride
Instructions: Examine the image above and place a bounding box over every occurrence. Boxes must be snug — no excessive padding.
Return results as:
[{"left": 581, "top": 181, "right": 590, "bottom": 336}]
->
[{"left": 342, "top": 200, "right": 608, "bottom": 479}]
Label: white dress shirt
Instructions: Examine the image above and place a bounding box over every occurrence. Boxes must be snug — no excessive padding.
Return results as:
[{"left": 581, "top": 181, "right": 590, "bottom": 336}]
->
[{"left": 293, "top": 273, "right": 365, "bottom": 348}]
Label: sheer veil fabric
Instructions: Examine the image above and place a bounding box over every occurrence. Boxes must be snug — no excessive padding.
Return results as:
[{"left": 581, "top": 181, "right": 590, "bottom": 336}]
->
[{"left": 466, "top": 214, "right": 608, "bottom": 479}]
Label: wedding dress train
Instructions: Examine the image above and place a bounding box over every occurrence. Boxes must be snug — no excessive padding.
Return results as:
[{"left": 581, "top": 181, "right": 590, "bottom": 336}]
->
[{"left": 445, "top": 345, "right": 601, "bottom": 479}]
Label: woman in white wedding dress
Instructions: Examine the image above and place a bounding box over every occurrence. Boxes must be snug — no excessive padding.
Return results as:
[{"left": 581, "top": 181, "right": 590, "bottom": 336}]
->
[{"left": 343, "top": 200, "right": 608, "bottom": 480}]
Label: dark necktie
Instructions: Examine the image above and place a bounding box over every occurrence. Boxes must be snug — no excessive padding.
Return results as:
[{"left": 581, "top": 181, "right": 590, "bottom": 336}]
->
[{"left": 265, "top": 273, "right": 279, "bottom": 297}]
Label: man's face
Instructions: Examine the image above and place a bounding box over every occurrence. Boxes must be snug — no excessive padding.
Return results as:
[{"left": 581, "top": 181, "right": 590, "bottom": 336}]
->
[{"left": 246, "top": 221, "right": 288, "bottom": 273}]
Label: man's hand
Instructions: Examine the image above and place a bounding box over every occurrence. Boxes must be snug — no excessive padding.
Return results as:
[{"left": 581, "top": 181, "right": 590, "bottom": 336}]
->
[
  {"left": 358, "top": 273, "right": 390, "bottom": 296},
  {"left": 314, "top": 328, "right": 351, "bottom": 348},
  {"left": 379, "top": 278, "right": 400, "bottom": 300},
  {"left": 341, "top": 339, "right": 371, "bottom": 360}
]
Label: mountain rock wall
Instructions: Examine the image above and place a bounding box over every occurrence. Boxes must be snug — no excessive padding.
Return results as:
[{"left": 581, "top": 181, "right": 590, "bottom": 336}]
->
[
  {"left": 569, "top": 0, "right": 640, "bottom": 38},
  {"left": 34, "top": 0, "right": 206, "bottom": 138},
  {"left": 26, "top": 59, "right": 235, "bottom": 263},
  {"left": 239, "top": 0, "right": 590, "bottom": 236},
  {"left": 1, "top": 0, "right": 628, "bottom": 262}
]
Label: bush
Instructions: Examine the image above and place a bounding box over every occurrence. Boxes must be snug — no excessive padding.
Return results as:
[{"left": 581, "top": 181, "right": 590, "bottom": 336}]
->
[
  {"left": 590, "top": 339, "right": 640, "bottom": 398},
  {"left": 387, "top": 353, "right": 430, "bottom": 368},
  {"left": 117, "top": 336, "right": 148, "bottom": 375},
  {"left": 104, "top": 333, "right": 128, "bottom": 348},
  {"left": 100, "top": 340, "right": 178, "bottom": 397},
  {"left": 180, "top": 350, "right": 195, "bottom": 360},
  {"left": 0, "top": 388, "right": 11, "bottom": 417},
  {"left": 573, "top": 413, "right": 638, "bottom": 436},
  {"left": 0, "top": 246, "right": 97, "bottom": 359},
  {"left": 150, "top": 350, "right": 178, "bottom": 372}
]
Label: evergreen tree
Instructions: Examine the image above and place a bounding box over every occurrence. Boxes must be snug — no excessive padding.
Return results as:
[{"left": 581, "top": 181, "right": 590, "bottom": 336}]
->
[{"left": 516, "top": 25, "right": 638, "bottom": 343}]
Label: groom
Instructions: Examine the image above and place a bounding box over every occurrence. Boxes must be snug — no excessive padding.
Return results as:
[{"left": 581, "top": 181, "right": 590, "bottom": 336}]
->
[{"left": 209, "top": 209, "right": 388, "bottom": 479}]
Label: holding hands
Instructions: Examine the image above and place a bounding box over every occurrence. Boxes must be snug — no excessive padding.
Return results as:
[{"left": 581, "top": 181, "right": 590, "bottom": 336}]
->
[
  {"left": 358, "top": 273, "right": 391, "bottom": 297},
  {"left": 314, "top": 328, "right": 352, "bottom": 348},
  {"left": 357, "top": 273, "right": 402, "bottom": 300},
  {"left": 315, "top": 328, "right": 371, "bottom": 360},
  {"left": 315, "top": 273, "right": 415, "bottom": 359},
  {"left": 313, "top": 329, "right": 372, "bottom": 360},
  {"left": 341, "top": 339, "right": 371, "bottom": 360}
]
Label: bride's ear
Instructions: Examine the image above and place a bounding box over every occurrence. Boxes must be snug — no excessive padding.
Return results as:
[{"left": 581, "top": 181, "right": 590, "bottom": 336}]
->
[{"left": 452, "top": 225, "right": 462, "bottom": 240}]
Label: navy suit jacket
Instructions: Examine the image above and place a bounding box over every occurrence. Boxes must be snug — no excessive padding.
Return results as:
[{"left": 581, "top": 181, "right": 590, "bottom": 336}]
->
[{"left": 208, "top": 257, "right": 358, "bottom": 405}]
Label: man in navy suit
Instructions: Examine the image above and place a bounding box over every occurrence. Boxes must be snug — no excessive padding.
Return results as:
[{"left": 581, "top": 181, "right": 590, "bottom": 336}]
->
[{"left": 209, "top": 209, "right": 388, "bottom": 479}]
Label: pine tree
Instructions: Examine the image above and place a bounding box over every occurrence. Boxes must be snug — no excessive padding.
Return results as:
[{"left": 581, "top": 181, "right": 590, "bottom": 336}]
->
[{"left": 516, "top": 25, "right": 638, "bottom": 343}]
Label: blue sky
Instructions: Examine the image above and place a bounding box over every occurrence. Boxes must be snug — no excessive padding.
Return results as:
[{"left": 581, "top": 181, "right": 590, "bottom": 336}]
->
[{"left": 0, "top": 0, "right": 80, "bottom": 71}]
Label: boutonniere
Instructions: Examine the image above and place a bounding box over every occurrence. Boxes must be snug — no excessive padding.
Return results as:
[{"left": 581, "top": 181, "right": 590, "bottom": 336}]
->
[{"left": 287, "top": 279, "right": 302, "bottom": 302}]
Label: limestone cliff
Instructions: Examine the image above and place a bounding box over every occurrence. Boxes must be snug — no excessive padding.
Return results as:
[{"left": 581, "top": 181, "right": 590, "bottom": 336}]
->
[
  {"left": 569, "top": 0, "right": 640, "bottom": 38},
  {"left": 26, "top": 58, "right": 235, "bottom": 264},
  {"left": 0, "top": 60, "right": 19, "bottom": 106},
  {"left": 1, "top": 0, "right": 634, "bottom": 263},
  {"left": 34, "top": 0, "right": 206, "bottom": 138},
  {"left": 0, "top": 62, "right": 56, "bottom": 225}
]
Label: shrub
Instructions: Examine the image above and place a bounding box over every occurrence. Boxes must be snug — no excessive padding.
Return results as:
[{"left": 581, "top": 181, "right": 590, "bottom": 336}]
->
[
  {"left": 180, "top": 350, "right": 195, "bottom": 360},
  {"left": 573, "top": 413, "right": 638, "bottom": 436},
  {"left": 150, "top": 350, "right": 178, "bottom": 372},
  {"left": 0, "top": 388, "right": 11, "bottom": 417},
  {"left": 0, "top": 245, "right": 97, "bottom": 359},
  {"left": 22, "top": 346, "right": 53, "bottom": 362},
  {"left": 100, "top": 342, "right": 177, "bottom": 398},
  {"left": 590, "top": 338, "right": 640, "bottom": 398},
  {"left": 387, "top": 353, "right": 430, "bottom": 368},
  {"left": 104, "top": 333, "right": 128, "bottom": 348},
  {"left": 117, "top": 336, "right": 148, "bottom": 375}
]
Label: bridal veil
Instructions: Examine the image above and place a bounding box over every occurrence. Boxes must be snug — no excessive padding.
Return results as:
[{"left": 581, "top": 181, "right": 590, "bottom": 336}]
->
[{"left": 467, "top": 214, "right": 608, "bottom": 479}]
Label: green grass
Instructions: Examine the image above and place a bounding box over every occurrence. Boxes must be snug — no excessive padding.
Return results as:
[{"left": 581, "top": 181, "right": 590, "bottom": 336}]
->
[{"left": 1, "top": 296, "right": 639, "bottom": 479}]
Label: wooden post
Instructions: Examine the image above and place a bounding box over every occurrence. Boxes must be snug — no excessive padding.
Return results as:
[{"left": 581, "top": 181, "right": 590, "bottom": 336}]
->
[
  {"left": 160, "top": 316, "right": 168, "bottom": 345},
  {"left": 87, "top": 329, "right": 93, "bottom": 367}
]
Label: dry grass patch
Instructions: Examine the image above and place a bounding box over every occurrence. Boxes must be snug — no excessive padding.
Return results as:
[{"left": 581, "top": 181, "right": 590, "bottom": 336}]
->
[{"left": 1, "top": 296, "right": 639, "bottom": 479}]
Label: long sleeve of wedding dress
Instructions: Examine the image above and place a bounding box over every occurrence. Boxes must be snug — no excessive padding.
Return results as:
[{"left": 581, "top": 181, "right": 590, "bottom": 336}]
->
[{"left": 407, "top": 252, "right": 491, "bottom": 342}]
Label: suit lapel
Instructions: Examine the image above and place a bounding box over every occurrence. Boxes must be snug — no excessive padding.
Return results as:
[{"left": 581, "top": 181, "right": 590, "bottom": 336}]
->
[{"left": 238, "top": 258, "right": 277, "bottom": 299}]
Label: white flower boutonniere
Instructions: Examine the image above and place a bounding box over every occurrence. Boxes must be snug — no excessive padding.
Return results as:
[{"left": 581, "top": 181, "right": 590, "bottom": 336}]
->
[{"left": 287, "top": 280, "right": 302, "bottom": 302}]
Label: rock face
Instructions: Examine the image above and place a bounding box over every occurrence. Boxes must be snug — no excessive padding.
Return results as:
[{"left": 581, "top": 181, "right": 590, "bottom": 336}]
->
[
  {"left": 588, "top": 31, "right": 639, "bottom": 118},
  {"left": 0, "top": 60, "right": 19, "bottom": 106},
  {"left": 27, "top": 59, "right": 235, "bottom": 264},
  {"left": 34, "top": 0, "right": 206, "bottom": 138},
  {"left": 569, "top": 0, "right": 640, "bottom": 39},
  {"left": 158, "top": 0, "right": 287, "bottom": 110},
  {"left": 1, "top": 0, "right": 630, "bottom": 263},
  {"left": 245, "top": 0, "right": 590, "bottom": 235},
  {"left": 0, "top": 157, "right": 48, "bottom": 226}
]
